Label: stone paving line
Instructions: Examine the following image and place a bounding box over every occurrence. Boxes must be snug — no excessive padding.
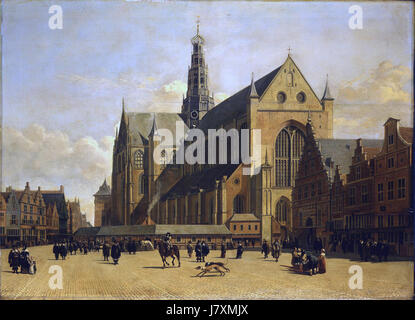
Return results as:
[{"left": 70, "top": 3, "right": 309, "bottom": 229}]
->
[{"left": 0, "top": 245, "right": 413, "bottom": 300}]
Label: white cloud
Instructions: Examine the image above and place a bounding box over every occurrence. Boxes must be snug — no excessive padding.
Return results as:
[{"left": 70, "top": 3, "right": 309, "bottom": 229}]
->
[
  {"left": 3, "top": 124, "right": 114, "bottom": 224},
  {"left": 337, "top": 60, "right": 412, "bottom": 105}
]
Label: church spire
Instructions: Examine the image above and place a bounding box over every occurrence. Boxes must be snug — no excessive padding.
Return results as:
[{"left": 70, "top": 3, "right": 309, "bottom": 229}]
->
[
  {"left": 322, "top": 74, "right": 334, "bottom": 100},
  {"left": 249, "top": 72, "right": 259, "bottom": 98},
  {"left": 180, "top": 19, "right": 215, "bottom": 128},
  {"left": 148, "top": 113, "right": 159, "bottom": 138}
]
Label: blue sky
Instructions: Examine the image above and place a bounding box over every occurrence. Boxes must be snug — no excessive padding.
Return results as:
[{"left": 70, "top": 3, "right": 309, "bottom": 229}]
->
[{"left": 2, "top": 0, "right": 413, "bottom": 223}]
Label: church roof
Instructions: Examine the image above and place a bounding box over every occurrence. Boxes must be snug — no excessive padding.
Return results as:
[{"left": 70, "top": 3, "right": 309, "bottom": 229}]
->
[
  {"left": 161, "top": 164, "right": 240, "bottom": 200},
  {"left": 74, "top": 227, "right": 101, "bottom": 237},
  {"left": 95, "top": 224, "right": 231, "bottom": 237},
  {"left": 316, "top": 139, "right": 383, "bottom": 175},
  {"left": 94, "top": 179, "right": 111, "bottom": 196},
  {"left": 199, "top": 66, "right": 282, "bottom": 132},
  {"left": 229, "top": 213, "right": 260, "bottom": 222},
  {"left": 126, "top": 112, "right": 189, "bottom": 146}
]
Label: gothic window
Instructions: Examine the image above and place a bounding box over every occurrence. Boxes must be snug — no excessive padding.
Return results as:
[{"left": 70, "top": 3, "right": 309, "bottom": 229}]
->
[
  {"left": 275, "top": 198, "right": 289, "bottom": 223},
  {"left": 233, "top": 195, "right": 244, "bottom": 213},
  {"left": 139, "top": 174, "right": 146, "bottom": 194},
  {"left": 134, "top": 150, "right": 144, "bottom": 169},
  {"left": 275, "top": 127, "right": 305, "bottom": 187}
]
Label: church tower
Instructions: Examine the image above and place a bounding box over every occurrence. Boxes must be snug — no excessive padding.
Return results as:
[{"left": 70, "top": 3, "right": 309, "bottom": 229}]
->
[{"left": 180, "top": 19, "right": 215, "bottom": 128}]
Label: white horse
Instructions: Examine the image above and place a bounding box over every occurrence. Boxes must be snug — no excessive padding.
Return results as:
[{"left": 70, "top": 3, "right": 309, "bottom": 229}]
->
[{"left": 140, "top": 240, "right": 154, "bottom": 251}]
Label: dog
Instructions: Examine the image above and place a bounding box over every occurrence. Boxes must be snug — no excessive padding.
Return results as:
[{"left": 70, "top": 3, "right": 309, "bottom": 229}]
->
[
  {"left": 204, "top": 261, "right": 230, "bottom": 272},
  {"left": 195, "top": 263, "right": 230, "bottom": 277}
]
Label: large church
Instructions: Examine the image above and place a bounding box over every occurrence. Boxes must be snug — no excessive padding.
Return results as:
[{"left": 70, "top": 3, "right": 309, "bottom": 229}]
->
[{"left": 102, "top": 23, "right": 334, "bottom": 242}]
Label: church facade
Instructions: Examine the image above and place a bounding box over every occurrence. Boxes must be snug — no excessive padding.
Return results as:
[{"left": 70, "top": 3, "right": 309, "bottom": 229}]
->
[{"left": 105, "top": 25, "right": 334, "bottom": 243}]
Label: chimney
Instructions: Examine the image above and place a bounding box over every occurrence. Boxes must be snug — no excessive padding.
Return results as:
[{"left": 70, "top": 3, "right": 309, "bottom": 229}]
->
[
  {"left": 25, "top": 182, "right": 30, "bottom": 190},
  {"left": 38, "top": 186, "right": 41, "bottom": 192},
  {"left": 60, "top": 185, "right": 64, "bottom": 193}
]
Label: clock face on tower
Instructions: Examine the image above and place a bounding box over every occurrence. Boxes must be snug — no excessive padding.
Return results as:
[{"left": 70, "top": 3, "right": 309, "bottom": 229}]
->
[{"left": 190, "top": 110, "right": 199, "bottom": 120}]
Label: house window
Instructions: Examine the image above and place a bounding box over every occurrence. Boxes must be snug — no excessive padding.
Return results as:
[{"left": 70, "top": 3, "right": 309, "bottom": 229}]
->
[
  {"left": 254, "top": 225, "right": 258, "bottom": 231},
  {"left": 377, "top": 183, "right": 384, "bottom": 201},
  {"left": 387, "top": 157, "right": 394, "bottom": 168},
  {"left": 240, "top": 225, "right": 243, "bottom": 231},
  {"left": 177, "top": 237, "right": 181, "bottom": 242},
  {"left": 362, "top": 185, "right": 368, "bottom": 203},
  {"left": 348, "top": 187, "right": 356, "bottom": 205},
  {"left": 398, "top": 178, "right": 406, "bottom": 199},
  {"left": 233, "top": 225, "right": 236, "bottom": 231},
  {"left": 207, "top": 237, "right": 211, "bottom": 242},
  {"left": 388, "top": 134, "right": 394, "bottom": 145},
  {"left": 304, "top": 186, "right": 308, "bottom": 199},
  {"left": 356, "top": 167, "right": 361, "bottom": 180},
  {"left": 11, "top": 215, "right": 17, "bottom": 225},
  {"left": 387, "top": 181, "right": 394, "bottom": 200},
  {"left": 388, "top": 215, "right": 394, "bottom": 227},
  {"left": 248, "top": 225, "right": 251, "bottom": 231},
  {"left": 378, "top": 216, "right": 383, "bottom": 228},
  {"left": 298, "top": 187, "right": 302, "bottom": 200}
]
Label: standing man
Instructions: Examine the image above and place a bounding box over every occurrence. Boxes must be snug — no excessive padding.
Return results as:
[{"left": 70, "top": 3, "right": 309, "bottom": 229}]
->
[
  {"left": 186, "top": 241, "right": 193, "bottom": 258},
  {"left": 53, "top": 242, "right": 60, "bottom": 260},
  {"left": 9, "top": 245, "right": 21, "bottom": 274},
  {"left": 111, "top": 239, "right": 121, "bottom": 265},
  {"left": 261, "top": 240, "right": 269, "bottom": 259},
  {"left": 201, "top": 241, "right": 210, "bottom": 262},
  {"left": 60, "top": 242, "right": 68, "bottom": 260},
  {"left": 220, "top": 241, "right": 226, "bottom": 258},
  {"left": 236, "top": 242, "right": 244, "bottom": 259},
  {"left": 195, "top": 240, "right": 202, "bottom": 262},
  {"left": 103, "top": 241, "right": 110, "bottom": 261}
]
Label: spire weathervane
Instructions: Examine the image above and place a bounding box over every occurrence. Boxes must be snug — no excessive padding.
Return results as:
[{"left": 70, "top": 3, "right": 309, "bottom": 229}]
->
[
  {"left": 288, "top": 46, "right": 291, "bottom": 56},
  {"left": 196, "top": 16, "right": 200, "bottom": 35}
]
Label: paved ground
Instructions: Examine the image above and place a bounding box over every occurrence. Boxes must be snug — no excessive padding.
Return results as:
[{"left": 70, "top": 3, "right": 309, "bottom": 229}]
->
[{"left": 0, "top": 245, "right": 413, "bottom": 299}]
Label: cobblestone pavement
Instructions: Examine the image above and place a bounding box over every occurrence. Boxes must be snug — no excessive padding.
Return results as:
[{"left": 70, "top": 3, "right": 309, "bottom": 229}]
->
[{"left": 1, "top": 245, "right": 413, "bottom": 299}]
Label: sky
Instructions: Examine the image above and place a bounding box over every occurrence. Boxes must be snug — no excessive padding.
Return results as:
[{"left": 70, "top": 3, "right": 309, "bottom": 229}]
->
[{"left": 1, "top": 0, "right": 413, "bottom": 224}]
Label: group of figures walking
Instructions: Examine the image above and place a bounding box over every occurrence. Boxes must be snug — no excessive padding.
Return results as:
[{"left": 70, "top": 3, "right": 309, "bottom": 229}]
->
[
  {"left": 185, "top": 240, "right": 245, "bottom": 261},
  {"left": 8, "top": 245, "right": 37, "bottom": 275},
  {"left": 358, "top": 240, "right": 390, "bottom": 262},
  {"left": 261, "top": 240, "right": 281, "bottom": 262},
  {"left": 290, "top": 247, "right": 327, "bottom": 276}
]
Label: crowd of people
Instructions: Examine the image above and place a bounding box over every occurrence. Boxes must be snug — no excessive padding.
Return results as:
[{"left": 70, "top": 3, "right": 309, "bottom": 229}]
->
[
  {"left": 291, "top": 247, "right": 327, "bottom": 276},
  {"left": 7, "top": 245, "right": 37, "bottom": 275}
]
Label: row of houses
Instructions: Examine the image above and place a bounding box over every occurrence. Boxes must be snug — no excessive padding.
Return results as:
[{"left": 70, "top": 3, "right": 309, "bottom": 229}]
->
[
  {"left": 0, "top": 183, "right": 90, "bottom": 247},
  {"left": 290, "top": 117, "right": 413, "bottom": 256}
]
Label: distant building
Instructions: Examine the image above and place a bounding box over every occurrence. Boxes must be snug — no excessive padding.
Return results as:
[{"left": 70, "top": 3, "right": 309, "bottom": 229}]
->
[
  {"left": 42, "top": 185, "right": 69, "bottom": 236},
  {"left": 46, "top": 202, "right": 60, "bottom": 242},
  {"left": 93, "top": 179, "right": 111, "bottom": 227},
  {"left": 226, "top": 213, "right": 261, "bottom": 246},
  {"left": 1, "top": 189, "right": 21, "bottom": 245},
  {"left": 0, "top": 193, "right": 7, "bottom": 246},
  {"left": 1, "top": 183, "right": 47, "bottom": 246},
  {"left": 67, "top": 198, "right": 82, "bottom": 233}
]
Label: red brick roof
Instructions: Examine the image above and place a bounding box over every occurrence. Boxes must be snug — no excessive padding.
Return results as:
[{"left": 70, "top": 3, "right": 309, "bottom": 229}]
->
[{"left": 399, "top": 127, "right": 413, "bottom": 143}]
